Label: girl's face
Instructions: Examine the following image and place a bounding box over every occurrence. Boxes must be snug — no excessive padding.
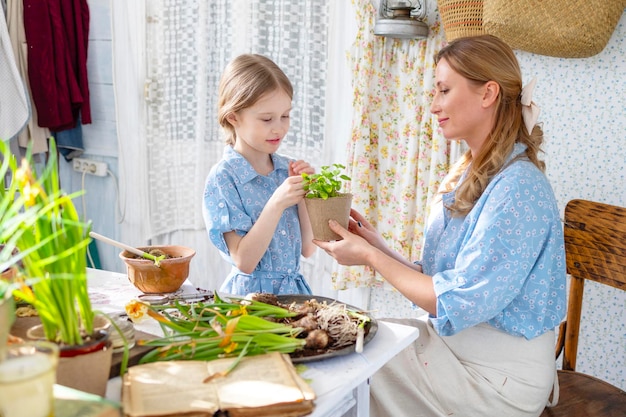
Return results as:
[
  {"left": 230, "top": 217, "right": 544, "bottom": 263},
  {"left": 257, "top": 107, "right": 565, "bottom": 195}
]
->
[
  {"left": 230, "top": 88, "right": 292, "bottom": 159},
  {"left": 430, "top": 58, "right": 495, "bottom": 154}
]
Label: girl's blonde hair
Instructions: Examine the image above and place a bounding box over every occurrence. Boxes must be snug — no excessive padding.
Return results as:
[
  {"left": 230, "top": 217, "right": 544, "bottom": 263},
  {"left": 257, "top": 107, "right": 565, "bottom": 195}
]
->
[
  {"left": 435, "top": 35, "right": 545, "bottom": 216},
  {"left": 218, "top": 54, "right": 293, "bottom": 145}
]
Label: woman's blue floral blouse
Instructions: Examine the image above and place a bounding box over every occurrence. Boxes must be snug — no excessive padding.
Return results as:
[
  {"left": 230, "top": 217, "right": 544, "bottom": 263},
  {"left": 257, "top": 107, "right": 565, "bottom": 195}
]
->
[
  {"left": 421, "top": 143, "right": 567, "bottom": 339},
  {"left": 202, "top": 146, "right": 312, "bottom": 296}
]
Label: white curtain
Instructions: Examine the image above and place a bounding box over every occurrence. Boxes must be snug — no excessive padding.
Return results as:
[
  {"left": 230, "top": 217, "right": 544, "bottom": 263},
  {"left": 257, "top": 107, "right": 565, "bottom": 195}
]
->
[
  {"left": 111, "top": 0, "right": 357, "bottom": 301},
  {"left": 111, "top": 0, "right": 149, "bottom": 251}
]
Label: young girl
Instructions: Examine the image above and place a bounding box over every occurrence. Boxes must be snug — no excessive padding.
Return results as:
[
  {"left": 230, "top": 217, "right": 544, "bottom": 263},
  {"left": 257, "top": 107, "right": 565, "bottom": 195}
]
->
[{"left": 202, "top": 54, "right": 316, "bottom": 296}]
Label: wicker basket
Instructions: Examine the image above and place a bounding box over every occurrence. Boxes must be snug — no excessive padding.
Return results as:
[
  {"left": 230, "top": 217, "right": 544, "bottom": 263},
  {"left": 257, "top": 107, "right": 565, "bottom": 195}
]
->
[
  {"left": 437, "top": 0, "right": 485, "bottom": 42},
  {"left": 483, "top": 0, "right": 625, "bottom": 58}
]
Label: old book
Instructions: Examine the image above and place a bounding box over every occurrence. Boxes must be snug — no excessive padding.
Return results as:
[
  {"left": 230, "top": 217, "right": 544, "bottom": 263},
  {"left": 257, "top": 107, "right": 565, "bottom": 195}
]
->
[{"left": 121, "top": 352, "right": 316, "bottom": 417}]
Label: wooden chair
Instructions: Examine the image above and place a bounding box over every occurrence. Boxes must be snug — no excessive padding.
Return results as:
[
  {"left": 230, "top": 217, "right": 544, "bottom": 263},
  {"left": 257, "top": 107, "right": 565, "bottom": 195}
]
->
[{"left": 540, "top": 199, "right": 626, "bottom": 417}]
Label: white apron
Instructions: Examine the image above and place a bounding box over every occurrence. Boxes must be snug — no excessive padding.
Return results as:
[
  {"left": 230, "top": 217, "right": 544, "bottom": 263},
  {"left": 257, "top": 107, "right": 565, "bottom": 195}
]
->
[{"left": 370, "top": 317, "right": 557, "bottom": 417}]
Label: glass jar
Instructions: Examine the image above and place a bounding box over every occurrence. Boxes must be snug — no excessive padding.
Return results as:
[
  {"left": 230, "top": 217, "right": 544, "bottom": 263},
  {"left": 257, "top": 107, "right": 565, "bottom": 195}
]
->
[{"left": 108, "top": 314, "right": 135, "bottom": 353}]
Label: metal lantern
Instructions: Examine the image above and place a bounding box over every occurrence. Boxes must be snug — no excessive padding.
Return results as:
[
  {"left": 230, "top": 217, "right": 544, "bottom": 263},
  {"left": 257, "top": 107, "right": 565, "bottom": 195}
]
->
[{"left": 374, "top": 0, "right": 429, "bottom": 39}]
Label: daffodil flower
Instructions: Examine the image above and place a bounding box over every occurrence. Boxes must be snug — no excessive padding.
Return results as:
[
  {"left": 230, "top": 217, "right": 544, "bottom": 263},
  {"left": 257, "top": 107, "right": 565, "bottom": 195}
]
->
[{"left": 125, "top": 299, "right": 149, "bottom": 322}]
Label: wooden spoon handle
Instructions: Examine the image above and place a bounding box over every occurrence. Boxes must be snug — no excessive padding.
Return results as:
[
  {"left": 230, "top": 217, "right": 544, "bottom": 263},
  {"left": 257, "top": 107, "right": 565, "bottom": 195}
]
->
[{"left": 89, "top": 231, "right": 148, "bottom": 258}]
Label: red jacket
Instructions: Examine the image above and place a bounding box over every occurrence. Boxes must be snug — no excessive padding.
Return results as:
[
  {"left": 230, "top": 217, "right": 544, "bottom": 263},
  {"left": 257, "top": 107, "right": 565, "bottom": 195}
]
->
[{"left": 24, "top": 0, "right": 91, "bottom": 131}]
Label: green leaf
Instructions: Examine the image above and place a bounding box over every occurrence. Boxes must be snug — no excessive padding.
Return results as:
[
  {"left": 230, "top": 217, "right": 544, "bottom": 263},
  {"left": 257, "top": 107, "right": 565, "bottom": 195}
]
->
[{"left": 301, "top": 163, "right": 351, "bottom": 199}]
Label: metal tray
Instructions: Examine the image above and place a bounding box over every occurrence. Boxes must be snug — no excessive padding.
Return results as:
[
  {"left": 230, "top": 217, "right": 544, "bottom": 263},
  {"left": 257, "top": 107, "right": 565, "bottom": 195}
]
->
[{"left": 275, "top": 294, "right": 378, "bottom": 363}]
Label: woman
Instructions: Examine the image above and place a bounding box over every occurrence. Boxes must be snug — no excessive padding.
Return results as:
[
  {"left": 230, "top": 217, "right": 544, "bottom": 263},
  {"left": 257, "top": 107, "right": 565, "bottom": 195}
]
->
[{"left": 315, "top": 35, "right": 566, "bottom": 416}]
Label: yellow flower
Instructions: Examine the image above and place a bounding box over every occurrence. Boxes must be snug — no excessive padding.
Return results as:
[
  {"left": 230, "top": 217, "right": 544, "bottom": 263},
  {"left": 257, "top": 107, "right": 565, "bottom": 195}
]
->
[
  {"left": 218, "top": 316, "right": 240, "bottom": 347},
  {"left": 15, "top": 160, "right": 46, "bottom": 207},
  {"left": 125, "top": 299, "right": 149, "bottom": 322},
  {"left": 14, "top": 159, "right": 33, "bottom": 187},
  {"left": 223, "top": 341, "right": 238, "bottom": 354},
  {"left": 21, "top": 182, "right": 43, "bottom": 207}
]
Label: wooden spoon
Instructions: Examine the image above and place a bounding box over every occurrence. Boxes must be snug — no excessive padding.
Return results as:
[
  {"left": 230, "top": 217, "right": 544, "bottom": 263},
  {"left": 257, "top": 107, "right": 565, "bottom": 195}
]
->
[{"left": 89, "top": 231, "right": 165, "bottom": 266}]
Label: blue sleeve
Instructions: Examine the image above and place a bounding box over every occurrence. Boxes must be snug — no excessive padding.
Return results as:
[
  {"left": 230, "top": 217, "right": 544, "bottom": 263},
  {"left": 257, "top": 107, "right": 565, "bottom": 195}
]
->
[
  {"left": 202, "top": 164, "right": 252, "bottom": 255},
  {"left": 430, "top": 170, "right": 558, "bottom": 335}
]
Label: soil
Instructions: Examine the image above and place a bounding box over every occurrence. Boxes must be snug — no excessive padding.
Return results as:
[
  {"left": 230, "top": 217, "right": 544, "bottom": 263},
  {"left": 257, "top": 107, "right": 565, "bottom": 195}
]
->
[{"left": 128, "top": 248, "right": 178, "bottom": 260}]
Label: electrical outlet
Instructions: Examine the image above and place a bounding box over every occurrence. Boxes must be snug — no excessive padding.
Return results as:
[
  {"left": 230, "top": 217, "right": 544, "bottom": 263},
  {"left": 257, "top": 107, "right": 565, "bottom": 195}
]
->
[{"left": 72, "top": 158, "right": 108, "bottom": 177}]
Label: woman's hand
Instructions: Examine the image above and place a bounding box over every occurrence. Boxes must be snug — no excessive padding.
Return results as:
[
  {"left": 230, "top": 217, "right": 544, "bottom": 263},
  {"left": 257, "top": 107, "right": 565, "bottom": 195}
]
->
[
  {"left": 314, "top": 218, "right": 376, "bottom": 267},
  {"left": 345, "top": 209, "right": 388, "bottom": 252},
  {"left": 317, "top": 209, "right": 422, "bottom": 272}
]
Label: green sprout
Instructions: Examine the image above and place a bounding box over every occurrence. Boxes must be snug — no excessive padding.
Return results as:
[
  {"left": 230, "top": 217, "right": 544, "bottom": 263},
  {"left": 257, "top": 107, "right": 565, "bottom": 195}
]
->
[{"left": 302, "top": 163, "right": 351, "bottom": 200}]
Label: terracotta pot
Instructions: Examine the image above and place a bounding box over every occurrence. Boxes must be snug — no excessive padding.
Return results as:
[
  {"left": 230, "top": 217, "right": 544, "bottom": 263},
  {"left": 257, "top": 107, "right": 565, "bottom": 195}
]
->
[
  {"left": 25, "top": 322, "right": 113, "bottom": 396},
  {"left": 304, "top": 193, "right": 353, "bottom": 241},
  {"left": 119, "top": 245, "right": 195, "bottom": 293},
  {"left": 0, "top": 295, "right": 15, "bottom": 362},
  {"left": 55, "top": 330, "right": 113, "bottom": 396},
  {"left": 26, "top": 314, "right": 111, "bottom": 341}
]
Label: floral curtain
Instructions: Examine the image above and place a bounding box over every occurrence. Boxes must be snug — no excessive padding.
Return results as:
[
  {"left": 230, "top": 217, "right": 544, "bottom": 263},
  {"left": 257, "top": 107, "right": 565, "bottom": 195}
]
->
[{"left": 334, "top": 0, "right": 463, "bottom": 314}]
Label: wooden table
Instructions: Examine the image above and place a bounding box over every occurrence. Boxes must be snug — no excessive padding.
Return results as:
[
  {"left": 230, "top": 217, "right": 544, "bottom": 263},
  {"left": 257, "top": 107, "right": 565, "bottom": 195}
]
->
[{"left": 86, "top": 268, "right": 420, "bottom": 417}]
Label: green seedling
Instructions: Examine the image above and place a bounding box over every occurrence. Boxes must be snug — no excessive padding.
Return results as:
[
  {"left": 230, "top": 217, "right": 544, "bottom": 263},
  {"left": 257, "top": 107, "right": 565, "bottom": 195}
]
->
[{"left": 302, "top": 164, "right": 351, "bottom": 200}]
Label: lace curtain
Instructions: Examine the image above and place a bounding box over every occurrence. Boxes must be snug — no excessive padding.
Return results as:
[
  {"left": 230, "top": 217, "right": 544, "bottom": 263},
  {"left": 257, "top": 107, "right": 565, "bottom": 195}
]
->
[{"left": 113, "top": 0, "right": 350, "bottom": 296}]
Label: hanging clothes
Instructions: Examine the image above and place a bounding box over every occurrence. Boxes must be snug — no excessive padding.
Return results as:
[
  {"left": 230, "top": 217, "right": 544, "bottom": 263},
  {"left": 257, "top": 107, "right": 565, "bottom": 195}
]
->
[
  {"left": 0, "top": 1, "right": 29, "bottom": 141},
  {"left": 23, "top": 0, "right": 91, "bottom": 133},
  {"left": 6, "top": 0, "right": 50, "bottom": 153}
]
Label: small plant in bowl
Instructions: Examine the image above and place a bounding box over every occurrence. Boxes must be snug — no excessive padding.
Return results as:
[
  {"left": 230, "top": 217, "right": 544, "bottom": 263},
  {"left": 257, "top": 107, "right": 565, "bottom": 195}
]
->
[{"left": 301, "top": 163, "right": 352, "bottom": 241}]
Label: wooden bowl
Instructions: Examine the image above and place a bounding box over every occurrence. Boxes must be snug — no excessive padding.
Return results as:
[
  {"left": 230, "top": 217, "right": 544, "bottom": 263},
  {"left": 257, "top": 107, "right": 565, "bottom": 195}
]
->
[{"left": 119, "top": 245, "right": 195, "bottom": 293}]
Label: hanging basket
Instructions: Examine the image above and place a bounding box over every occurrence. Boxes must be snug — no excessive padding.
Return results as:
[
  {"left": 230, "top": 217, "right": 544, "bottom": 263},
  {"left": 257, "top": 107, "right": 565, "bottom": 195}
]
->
[
  {"left": 437, "top": 0, "right": 485, "bottom": 42},
  {"left": 482, "top": 0, "right": 625, "bottom": 58}
]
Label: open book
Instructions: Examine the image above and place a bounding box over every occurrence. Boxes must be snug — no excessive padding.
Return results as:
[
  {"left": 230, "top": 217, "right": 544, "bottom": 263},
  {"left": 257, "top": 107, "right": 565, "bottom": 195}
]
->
[{"left": 121, "top": 352, "right": 316, "bottom": 417}]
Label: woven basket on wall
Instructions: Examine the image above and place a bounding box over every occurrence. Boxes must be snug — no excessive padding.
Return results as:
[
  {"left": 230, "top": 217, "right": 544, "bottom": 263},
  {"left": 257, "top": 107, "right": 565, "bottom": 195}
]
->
[
  {"left": 483, "top": 0, "right": 625, "bottom": 58},
  {"left": 437, "top": 0, "right": 485, "bottom": 42}
]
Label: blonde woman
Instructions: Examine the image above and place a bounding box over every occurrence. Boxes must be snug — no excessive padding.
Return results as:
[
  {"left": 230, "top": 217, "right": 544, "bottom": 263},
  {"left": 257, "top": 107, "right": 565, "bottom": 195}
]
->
[{"left": 316, "top": 35, "right": 566, "bottom": 416}]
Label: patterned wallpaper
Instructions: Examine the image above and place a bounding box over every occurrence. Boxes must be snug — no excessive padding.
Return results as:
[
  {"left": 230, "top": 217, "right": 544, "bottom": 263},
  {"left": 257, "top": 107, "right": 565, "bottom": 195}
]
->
[
  {"left": 371, "top": 8, "right": 626, "bottom": 390},
  {"left": 518, "top": 12, "right": 626, "bottom": 390}
]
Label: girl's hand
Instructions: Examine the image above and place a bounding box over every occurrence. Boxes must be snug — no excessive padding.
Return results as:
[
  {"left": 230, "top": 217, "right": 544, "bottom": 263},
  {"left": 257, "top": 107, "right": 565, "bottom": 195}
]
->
[
  {"left": 289, "top": 160, "right": 315, "bottom": 176},
  {"left": 269, "top": 175, "right": 307, "bottom": 210}
]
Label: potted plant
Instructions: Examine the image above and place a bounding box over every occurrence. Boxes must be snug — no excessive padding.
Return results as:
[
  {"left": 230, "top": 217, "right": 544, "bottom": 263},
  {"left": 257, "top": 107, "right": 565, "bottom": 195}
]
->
[
  {"left": 5, "top": 138, "right": 114, "bottom": 395},
  {"left": 0, "top": 139, "right": 43, "bottom": 361},
  {"left": 302, "top": 163, "right": 352, "bottom": 241}
]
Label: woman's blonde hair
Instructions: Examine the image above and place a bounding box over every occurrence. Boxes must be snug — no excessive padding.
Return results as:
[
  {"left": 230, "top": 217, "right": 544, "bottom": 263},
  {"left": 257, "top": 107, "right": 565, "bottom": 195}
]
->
[
  {"left": 435, "top": 35, "right": 545, "bottom": 216},
  {"left": 218, "top": 54, "right": 293, "bottom": 145}
]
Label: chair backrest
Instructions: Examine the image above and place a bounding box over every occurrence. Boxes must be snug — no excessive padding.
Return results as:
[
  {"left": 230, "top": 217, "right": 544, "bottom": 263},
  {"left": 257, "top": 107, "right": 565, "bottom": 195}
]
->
[{"left": 561, "top": 199, "right": 626, "bottom": 371}]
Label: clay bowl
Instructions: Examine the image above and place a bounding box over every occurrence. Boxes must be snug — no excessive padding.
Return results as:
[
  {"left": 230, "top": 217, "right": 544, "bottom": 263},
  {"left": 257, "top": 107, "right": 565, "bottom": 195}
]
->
[{"left": 119, "top": 245, "right": 195, "bottom": 294}]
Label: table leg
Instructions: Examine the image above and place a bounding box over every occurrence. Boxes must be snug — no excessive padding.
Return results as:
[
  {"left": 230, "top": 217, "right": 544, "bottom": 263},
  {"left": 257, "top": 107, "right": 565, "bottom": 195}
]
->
[{"left": 355, "top": 379, "right": 370, "bottom": 417}]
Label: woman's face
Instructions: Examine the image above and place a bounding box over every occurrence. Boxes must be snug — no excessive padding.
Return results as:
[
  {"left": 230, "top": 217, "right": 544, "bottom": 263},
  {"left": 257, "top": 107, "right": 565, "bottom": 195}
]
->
[
  {"left": 430, "top": 58, "right": 494, "bottom": 153},
  {"left": 230, "top": 88, "right": 292, "bottom": 159}
]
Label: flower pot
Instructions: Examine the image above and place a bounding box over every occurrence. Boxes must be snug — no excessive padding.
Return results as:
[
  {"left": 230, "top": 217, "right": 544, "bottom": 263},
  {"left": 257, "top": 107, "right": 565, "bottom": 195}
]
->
[
  {"left": 0, "top": 295, "right": 15, "bottom": 362},
  {"left": 119, "top": 245, "right": 196, "bottom": 293},
  {"left": 27, "top": 323, "right": 113, "bottom": 396},
  {"left": 55, "top": 329, "right": 113, "bottom": 396},
  {"left": 304, "top": 193, "right": 353, "bottom": 241}
]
